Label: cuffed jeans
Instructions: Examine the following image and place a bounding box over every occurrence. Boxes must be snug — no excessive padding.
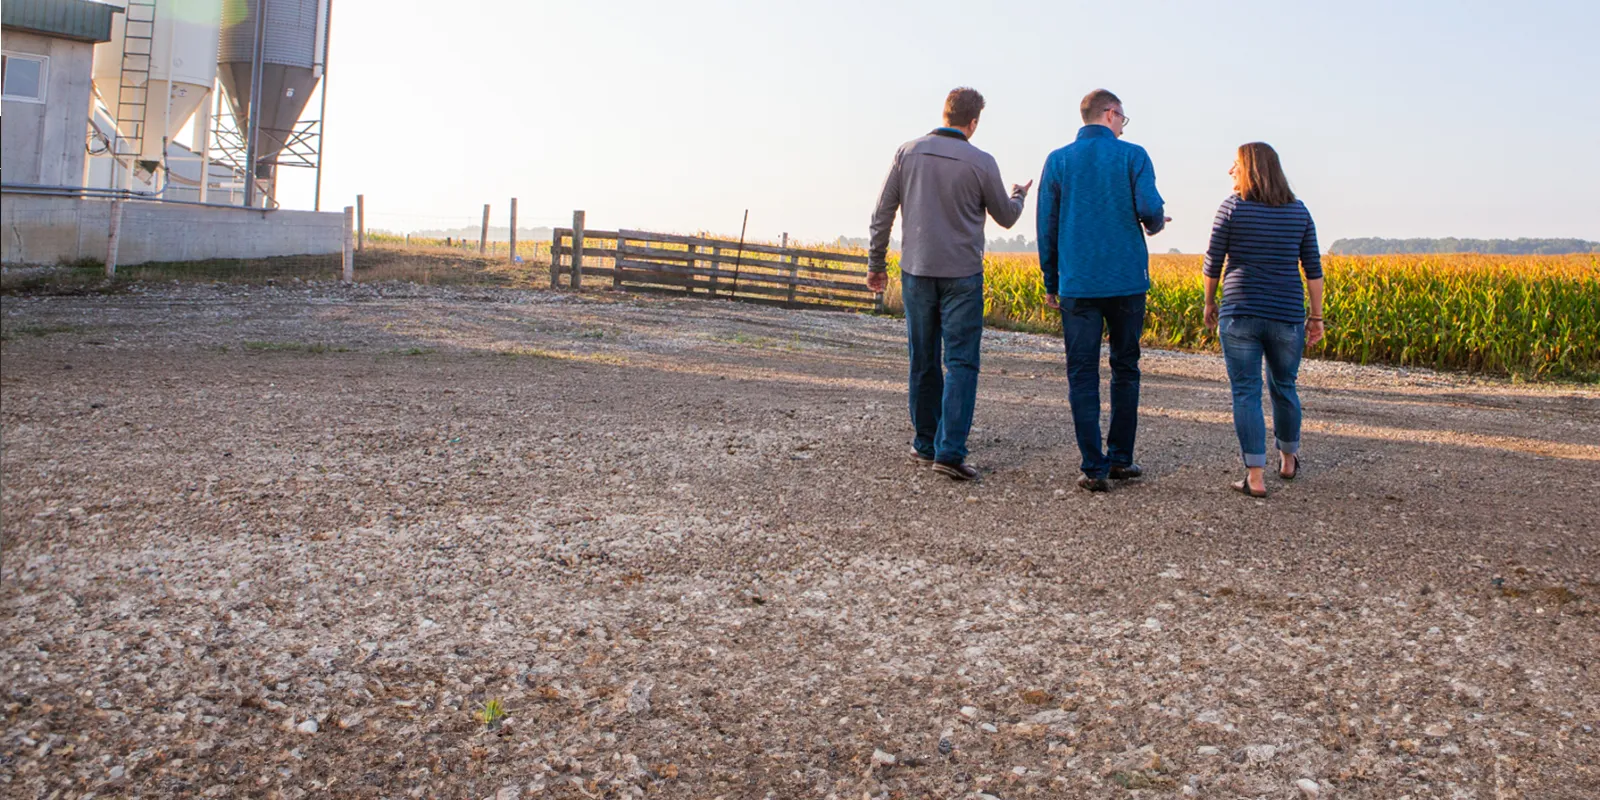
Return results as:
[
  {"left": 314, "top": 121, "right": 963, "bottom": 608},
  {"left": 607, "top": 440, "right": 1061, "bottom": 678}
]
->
[
  {"left": 1219, "top": 315, "right": 1304, "bottom": 468},
  {"left": 1060, "top": 294, "right": 1145, "bottom": 478},
  {"left": 902, "top": 272, "right": 984, "bottom": 464}
]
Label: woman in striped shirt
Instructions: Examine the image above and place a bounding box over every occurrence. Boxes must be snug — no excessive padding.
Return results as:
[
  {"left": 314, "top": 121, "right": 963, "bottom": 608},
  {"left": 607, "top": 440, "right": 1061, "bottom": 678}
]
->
[{"left": 1202, "top": 142, "right": 1326, "bottom": 498}]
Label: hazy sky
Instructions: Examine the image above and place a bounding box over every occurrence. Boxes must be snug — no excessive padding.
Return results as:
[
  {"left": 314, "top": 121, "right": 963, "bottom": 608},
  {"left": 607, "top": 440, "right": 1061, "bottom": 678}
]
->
[{"left": 278, "top": 0, "right": 1600, "bottom": 252}]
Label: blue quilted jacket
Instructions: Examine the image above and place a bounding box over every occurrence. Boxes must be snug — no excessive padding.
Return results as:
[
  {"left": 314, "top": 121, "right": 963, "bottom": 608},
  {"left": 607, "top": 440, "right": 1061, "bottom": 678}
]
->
[{"left": 1036, "top": 125, "right": 1166, "bottom": 298}]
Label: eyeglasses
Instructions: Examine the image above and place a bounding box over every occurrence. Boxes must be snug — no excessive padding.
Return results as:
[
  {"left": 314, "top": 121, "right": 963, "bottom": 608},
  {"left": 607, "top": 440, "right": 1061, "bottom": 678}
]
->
[{"left": 1113, "top": 109, "right": 1130, "bottom": 126}]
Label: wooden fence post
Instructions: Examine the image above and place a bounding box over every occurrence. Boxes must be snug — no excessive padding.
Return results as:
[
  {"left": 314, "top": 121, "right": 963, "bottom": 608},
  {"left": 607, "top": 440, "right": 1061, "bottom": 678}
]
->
[
  {"left": 105, "top": 199, "right": 125, "bottom": 277},
  {"left": 783, "top": 232, "right": 799, "bottom": 307},
  {"left": 356, "top": 194, "right": 364, "bottom": 252},
  {"left": 509, "top": 198, "right": 518, "bottom": 262},
  {"left": 570, "top": 210, "right": 585, "bottom": 289},
  {"left": 707, "top": 245, "right": 719, "bottom": 297},
  {"left": 342, "top": 206, "right": 355, "bottom": 282},
  {"left": 550, "top": 229, "right": 562, "bottom": 288},
  {"left": 613, "top": 231, "right": 625, "bottom": 288},
  {"left": 479, "top": 204, "right": 490, "bottom": 254}
]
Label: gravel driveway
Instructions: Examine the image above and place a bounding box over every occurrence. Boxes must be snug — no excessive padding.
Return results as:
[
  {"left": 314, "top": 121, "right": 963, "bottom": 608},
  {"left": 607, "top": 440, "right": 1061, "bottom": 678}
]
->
[{"left": 3, "top": 283, "right": 1598, "bottom": 799}]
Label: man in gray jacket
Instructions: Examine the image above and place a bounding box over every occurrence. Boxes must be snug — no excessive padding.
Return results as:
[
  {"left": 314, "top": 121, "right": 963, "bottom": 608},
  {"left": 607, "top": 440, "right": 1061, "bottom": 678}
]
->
[{"left": 868, "top": 87, "right": 1031, "bottom": 481}]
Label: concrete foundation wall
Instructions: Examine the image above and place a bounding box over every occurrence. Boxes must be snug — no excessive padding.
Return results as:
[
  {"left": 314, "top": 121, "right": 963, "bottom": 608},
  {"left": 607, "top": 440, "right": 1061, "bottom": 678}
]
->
[
  {"left": 2, "top": 29, "right": 96, "bottom": 186},
  {"left": 2, "top": 193, "right": 346, "bottom": 266}
]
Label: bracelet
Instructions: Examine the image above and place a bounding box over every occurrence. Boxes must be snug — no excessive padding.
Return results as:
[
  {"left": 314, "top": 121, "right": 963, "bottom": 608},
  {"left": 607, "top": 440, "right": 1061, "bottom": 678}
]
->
[{"left": 1307, "top": 317, "right": 1323, "bottom": 322}]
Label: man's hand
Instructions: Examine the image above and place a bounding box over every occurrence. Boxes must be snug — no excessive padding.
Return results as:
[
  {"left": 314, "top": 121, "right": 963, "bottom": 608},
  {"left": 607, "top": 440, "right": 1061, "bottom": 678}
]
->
[
  {"left": 1012, "top": 179, "right": 1034, "bottom": 198},
  {"left": 1203, "top": 301, "right": 1219, "bottom": 330},
  {"left": 866, "top": 271, "right": 889, "bottom": 293},
  {"left": 1306, "top": 319, "right": 1325, "bottom": 348},
  {"left": 1045, "top": 293, "right": 1060, "bottom": 310},
  {"left": 1144, "top": 216, "right": 1173, "bottom": 236}
]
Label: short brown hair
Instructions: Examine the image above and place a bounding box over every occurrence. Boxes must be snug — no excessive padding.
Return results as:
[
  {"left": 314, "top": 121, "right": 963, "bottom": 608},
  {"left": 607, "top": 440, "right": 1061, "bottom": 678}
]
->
[
  {"left": 1080, "top": 89, "right": 1122, "bottom": 124},
  {"left": 944, "top": 87, "right": 985, "bottom": 128},
  {"left": 1234, "top": 142, "right": 1296, "bottom": 206}
]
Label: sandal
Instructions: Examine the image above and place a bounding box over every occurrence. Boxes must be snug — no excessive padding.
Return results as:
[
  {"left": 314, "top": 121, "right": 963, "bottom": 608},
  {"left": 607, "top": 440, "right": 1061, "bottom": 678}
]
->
[
  {"left": 1232, "top": 476, "right": 1267, "bottom": 498},
  {"left": 1279, "top": 452, "right": 1300, "bottom": 481}
]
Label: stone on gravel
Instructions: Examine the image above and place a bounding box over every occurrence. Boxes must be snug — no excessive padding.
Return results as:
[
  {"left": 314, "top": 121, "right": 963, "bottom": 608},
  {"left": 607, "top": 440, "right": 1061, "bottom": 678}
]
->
[
  {"left": 620, "top": 677, "right": 654, "bottom": 716},
  {"left": 1244, "top": 744, "right": 1277, "bottom": 764},
  {"left": 1028, "top": 709, "right": 1072, "bottom": 725},
  {"left": 296, "top": 720, "right": 319, "bottom": 734},
  {"left": 1296, "top": 777, "right": 1321, "bottom": 797}
]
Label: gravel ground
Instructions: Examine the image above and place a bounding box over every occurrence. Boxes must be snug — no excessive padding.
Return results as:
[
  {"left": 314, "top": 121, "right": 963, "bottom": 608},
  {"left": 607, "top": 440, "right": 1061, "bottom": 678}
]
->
[{"left": 2, "top": 282, "right": 1598, "bottom": 800}]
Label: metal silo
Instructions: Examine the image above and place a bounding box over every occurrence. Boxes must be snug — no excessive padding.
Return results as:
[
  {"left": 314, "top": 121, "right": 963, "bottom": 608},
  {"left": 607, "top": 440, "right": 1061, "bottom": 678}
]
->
[
  {"left": 92, "top": 0, "right": 224, "bottom": 162},
  {"left": 216, "top": 0, "right": 329, "bottom": 206}
]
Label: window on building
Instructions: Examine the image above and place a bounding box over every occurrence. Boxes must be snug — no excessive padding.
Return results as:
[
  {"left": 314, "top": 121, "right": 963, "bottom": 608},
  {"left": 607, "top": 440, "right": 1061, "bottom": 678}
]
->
[{"left": 2, "top": 52, "right": 49, "bottom": 103}]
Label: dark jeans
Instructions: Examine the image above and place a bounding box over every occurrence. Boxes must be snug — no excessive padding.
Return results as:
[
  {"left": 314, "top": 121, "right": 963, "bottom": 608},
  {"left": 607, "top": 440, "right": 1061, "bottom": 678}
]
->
[
  {"left": 1059, "top": 294, "right": 1145, "bottom": 478},
  {"left": 902, "top": 272, "right": 984, "bottom": 464},
  {"left": 1219, "top": 315, "right": 1304, "bottom": 468}
]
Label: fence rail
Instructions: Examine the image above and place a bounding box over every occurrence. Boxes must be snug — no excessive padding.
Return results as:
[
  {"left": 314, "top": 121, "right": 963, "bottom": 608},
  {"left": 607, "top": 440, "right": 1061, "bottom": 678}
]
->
[{"left": 550, "top": 220, "right": 883, "bottom": 312}]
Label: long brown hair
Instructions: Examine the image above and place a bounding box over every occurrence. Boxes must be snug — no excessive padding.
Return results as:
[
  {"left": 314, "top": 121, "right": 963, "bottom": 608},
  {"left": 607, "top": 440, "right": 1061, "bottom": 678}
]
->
[{"left": 1234, "top": 142, "right": 1295, "bottom": 206}]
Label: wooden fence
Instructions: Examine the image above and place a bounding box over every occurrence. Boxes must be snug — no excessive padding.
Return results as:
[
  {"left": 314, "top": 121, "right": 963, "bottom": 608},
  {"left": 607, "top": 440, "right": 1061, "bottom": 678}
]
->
[{"left": 550, "top": 217, "right": 883, "bottom": 312}]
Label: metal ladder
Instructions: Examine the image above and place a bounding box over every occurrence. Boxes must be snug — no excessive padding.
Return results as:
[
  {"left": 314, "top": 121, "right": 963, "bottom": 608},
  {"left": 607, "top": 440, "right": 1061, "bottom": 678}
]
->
[{"left": 113, "top": 0, "right": 158, "bottom": 161}]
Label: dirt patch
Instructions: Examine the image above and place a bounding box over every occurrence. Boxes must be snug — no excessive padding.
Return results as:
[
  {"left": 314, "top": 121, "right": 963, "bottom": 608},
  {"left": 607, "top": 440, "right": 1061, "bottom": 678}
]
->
[{"left": 3, "top": 283, "right": 1598, "bottom": 799}]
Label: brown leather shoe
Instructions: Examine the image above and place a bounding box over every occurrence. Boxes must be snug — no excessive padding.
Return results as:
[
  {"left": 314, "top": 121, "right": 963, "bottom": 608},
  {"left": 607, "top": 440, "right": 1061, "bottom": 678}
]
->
[
  {"left": 1077, "top": 474, "right": 1110, "bottom": 492},
  {"left": 1109, "top": 464, "right": 1143, "bottom": 480},
  {"left": 932, "top": 461, "right": 979, "bottom": 481}
]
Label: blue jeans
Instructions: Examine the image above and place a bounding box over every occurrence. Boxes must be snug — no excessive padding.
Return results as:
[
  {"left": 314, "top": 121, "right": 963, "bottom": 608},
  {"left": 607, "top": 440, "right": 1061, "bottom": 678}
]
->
[
  {"left": 1060, "top": 294, "right": 1145, "bottom": 478},
  {"left": 1219, "top": 315, "right": 1305, "bottom": 468},
  {"left": 902, "top": 272, "right": 984, "bottom": 464}
]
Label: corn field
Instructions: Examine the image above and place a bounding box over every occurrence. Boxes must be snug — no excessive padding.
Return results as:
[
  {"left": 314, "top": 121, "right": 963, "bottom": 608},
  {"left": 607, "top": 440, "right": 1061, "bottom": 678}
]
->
[{"left": 882, "top": 253, "right": 1600, "bottom": 381}]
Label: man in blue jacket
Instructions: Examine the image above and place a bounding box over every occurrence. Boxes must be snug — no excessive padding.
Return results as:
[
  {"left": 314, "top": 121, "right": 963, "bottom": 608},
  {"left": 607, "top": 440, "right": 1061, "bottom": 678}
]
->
[{"left": 1036, "top": 89, "right": 1169, "bottom": 492}]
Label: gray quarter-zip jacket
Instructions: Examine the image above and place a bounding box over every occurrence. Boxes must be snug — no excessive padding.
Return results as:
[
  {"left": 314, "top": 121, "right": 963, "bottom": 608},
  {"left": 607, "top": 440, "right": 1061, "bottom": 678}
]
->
[{"left": 868, "top": 128, "right": 1026, "bottom": 277}]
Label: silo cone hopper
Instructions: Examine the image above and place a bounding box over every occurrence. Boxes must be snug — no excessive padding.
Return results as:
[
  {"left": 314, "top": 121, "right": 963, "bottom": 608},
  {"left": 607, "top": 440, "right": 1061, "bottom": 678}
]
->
[
  {"left": 217, "top": 0, "right": 329, "bottom": 190},
  {"left": 92, "top": 0, "right": 224, "bottom": 162}
]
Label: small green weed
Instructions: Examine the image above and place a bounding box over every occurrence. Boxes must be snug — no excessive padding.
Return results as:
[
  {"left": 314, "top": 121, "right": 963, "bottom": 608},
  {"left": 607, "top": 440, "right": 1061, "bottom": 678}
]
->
[
  {"left": 498, "top": 346, "right": 559, "bottom": 359},
  {"left": 4, "top": 324, "right": 82, "bottom": 338},
  {"left": 475, "top": 698, "right": 507, "bottom": 729},
  {"left": 242, "top": 341, "right": 347, "bottom": 353}
]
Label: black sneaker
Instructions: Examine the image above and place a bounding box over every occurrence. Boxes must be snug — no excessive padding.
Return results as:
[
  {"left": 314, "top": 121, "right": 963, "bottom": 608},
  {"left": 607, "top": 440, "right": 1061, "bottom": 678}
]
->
[
  {"left": 932, "top": 461, "right": 979, "bottom": 481},
  {"left": 910, "top": 448, "right": 935, "bottom": 465},
  {"left": 1109, "top": 464, "right": 1143, "bottom": 480},
  {"left": 1077, "top": 474, "right": 1110, "bottom": 492}
]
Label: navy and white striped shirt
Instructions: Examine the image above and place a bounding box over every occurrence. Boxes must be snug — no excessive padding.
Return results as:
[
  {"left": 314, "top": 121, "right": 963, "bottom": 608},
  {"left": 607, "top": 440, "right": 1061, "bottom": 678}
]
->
[{"left": 1202, "top": 194, "right": 1322, "bottom": 324}]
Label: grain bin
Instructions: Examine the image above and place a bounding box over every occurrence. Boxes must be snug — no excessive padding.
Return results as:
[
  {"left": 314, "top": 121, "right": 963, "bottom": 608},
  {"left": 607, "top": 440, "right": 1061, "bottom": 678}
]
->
[
  {"left": 216, "top": 0, "right": 329, "bottom": 189},
  {"left": 92, "top": 0, "right": 224, "bottom": 161}
]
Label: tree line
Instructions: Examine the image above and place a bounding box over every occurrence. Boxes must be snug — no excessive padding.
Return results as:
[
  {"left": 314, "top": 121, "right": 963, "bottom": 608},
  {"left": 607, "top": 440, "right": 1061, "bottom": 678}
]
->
[{"left": 1330, "top": 238, "right": 1600, "bottom": 255}]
